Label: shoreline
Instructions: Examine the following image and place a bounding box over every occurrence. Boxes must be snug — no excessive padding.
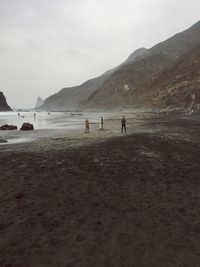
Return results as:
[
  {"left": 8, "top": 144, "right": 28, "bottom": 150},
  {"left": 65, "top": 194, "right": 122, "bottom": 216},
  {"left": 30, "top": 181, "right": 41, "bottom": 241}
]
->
[
  {"left": 1, "top": 112, "right": 200, "bottom": 152},
  {"left": 0, "top": 112, "right": 140, "bottom": 150}
]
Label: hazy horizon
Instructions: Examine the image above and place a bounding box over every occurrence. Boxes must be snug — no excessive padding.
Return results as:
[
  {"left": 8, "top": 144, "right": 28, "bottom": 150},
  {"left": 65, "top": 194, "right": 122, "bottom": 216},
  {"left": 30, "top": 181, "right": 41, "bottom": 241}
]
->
[{"left": 0, "top": 0, "right": 200, "bottom": 109}]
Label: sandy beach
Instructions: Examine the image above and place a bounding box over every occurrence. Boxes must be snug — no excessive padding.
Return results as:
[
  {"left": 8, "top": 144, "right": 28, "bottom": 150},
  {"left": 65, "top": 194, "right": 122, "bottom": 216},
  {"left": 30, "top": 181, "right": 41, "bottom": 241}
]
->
[{"left": 0, "top": 113, "right": 200, "bottom": 267}]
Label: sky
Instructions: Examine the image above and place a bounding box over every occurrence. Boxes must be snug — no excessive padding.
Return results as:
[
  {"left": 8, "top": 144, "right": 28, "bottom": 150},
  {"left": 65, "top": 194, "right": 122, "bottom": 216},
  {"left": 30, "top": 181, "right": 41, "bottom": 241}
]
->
[{"left": 0, "top": 0, "right": 200, "bottom": 108}]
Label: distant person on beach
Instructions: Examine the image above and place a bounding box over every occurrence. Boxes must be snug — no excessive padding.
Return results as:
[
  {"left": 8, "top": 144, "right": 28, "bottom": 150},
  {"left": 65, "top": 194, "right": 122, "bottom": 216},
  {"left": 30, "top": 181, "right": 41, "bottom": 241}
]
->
[
  {"left": 85, "top": 119, "right": 90, "bottom": 133},
  {"left": 121, "top": 116, "right": 126, "bottom": 133},
  {"left": 100, "top": 116, "right": 104, "bottom": 131},
  {"left": 34, "top": 113, "right": 36, "bottom": 120},
  {"left": 18, "top": 113, "right": 20, "bottom": 117}
]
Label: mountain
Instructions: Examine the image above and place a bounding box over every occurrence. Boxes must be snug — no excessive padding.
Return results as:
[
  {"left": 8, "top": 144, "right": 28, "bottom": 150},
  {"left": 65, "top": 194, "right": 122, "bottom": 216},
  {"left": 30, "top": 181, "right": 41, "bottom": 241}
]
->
[
  {"left": 40, "top": 67, "right": 118, "bottom": 111},
  {"left": 140, "top": 44, "right": 200, "bottom": 110},
  {"left": 41, "top": 21, "right": 200, "bottom": 111},
  {"left": 40, "top": 46, "right": 149, "bottom": 111},
  {"left": 35, "top": 96, "right": 44, "bottom": 108},
  {"left": 0, "top": 91, "right": 12, "bottom": 111},
  {"left": 85, "top": 21, "right": 200, "bottom": 109},
  {"left": 124, "top": 47, "right": 148, "bottom": 64}
]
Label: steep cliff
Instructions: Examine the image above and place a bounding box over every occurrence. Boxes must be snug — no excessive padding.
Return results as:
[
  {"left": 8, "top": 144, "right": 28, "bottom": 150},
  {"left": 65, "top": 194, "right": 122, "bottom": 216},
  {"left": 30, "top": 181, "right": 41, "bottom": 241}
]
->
[
  {"left": 0, "top": 92, "right": 12, "bottom": 111},
  {"left": 85, "top": 21, "right": 200, "bottom": 109}
]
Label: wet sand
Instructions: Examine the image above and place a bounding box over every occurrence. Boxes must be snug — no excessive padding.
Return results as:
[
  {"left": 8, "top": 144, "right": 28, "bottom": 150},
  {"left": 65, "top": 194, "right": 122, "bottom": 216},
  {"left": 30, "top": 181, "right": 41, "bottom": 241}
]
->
[{"left": 0, "top": 114, "right": 200, "bottom": 267}]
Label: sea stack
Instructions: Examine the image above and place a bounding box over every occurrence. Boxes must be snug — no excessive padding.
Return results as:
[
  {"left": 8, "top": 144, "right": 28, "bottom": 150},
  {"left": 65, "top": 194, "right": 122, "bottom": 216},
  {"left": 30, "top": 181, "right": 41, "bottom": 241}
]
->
[
  {"left": 35, "top": 96, "right": 44, "bottom": 109},
  {"left": 0, "top": 91, "right": 12, "bottom": 111}
]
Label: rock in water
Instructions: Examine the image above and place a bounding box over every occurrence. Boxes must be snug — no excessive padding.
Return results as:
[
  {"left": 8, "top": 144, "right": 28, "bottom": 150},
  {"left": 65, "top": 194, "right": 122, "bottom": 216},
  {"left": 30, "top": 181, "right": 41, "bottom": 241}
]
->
[
  {"left": 0, "top": 91, "right": 12, "bottom": 111},
  {"left": 0, "top": 124, "right": 17, "bottom": 130},
  {"left": 0, "top": 139, "right": 7, "bottom": 143},
  {"left": 20, "top": 123, "right": 34, "bottom": 131}
]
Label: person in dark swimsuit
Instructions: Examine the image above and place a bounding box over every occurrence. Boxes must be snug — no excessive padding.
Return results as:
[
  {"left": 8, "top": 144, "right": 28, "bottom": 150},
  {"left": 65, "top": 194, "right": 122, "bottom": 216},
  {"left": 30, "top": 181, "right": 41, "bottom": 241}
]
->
[{"left": 121, "top": 116, "right": 126, "bottom": 133}]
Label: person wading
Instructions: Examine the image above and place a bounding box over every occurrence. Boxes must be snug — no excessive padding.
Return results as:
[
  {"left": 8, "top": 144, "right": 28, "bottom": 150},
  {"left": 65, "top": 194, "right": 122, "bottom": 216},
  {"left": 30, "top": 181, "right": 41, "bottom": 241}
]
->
[{"left": 121, "top": 116, "right": 126, "bottom": 133}]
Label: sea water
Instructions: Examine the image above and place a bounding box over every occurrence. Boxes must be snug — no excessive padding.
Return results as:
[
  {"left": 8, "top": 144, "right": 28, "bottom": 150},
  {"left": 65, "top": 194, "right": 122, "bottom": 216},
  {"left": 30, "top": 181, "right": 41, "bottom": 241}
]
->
[
  {"left": 0, "top": 111, "right": 119, "bottom": 130},
  {"left": 0, "top": 111, "right": 86, "bottom": 130},
  {"left": 0, "top": 111, "right": 112, "bottom": 144}
]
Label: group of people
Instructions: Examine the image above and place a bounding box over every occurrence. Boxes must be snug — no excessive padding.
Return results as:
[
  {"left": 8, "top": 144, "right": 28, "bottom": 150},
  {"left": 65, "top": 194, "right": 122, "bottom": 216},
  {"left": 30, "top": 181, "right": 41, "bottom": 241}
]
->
[
  {"left": 17, "top": 112, "right": 37, "bottom": 120},
  {"left": 85, "top": 116, "right": 127, "bottom": 134}
]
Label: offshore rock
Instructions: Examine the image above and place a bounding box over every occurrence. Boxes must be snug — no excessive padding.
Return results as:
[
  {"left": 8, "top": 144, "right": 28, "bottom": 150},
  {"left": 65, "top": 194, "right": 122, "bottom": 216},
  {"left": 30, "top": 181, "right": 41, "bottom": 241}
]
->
[
  {"left": 0, "top": 124, "right": 17, "bottom": 130},
  {"left": 20, "top": 123, "right": 34, "bottom": 131}
]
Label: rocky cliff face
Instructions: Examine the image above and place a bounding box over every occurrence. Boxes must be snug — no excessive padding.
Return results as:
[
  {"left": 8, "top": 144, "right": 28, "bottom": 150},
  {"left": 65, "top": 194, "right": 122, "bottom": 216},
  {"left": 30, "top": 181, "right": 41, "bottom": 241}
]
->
[
  {"left": 85, "top": 21, "right": 200, "bottom": 109},
  {"left": 141, "top": 44, "right": 200, "bottom": 110},
  {"left": 0, "top": 92, "right": 12, "bottom": 111}
]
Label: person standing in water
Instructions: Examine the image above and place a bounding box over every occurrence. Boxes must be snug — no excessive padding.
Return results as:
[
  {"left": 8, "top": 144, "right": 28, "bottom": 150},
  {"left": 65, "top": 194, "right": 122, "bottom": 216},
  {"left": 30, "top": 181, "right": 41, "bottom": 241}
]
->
[
  {"left": 34, "top": 113, "right": 36, "bottom": 121},
  {"left": 85, "top": 119, "right": 90, "bottom": 133},
  {"left": 121, "top": 116, "right": 126, "bottom": 133},
  {"left": 100, "top": 116, "right": 104, "bottom": 131}
]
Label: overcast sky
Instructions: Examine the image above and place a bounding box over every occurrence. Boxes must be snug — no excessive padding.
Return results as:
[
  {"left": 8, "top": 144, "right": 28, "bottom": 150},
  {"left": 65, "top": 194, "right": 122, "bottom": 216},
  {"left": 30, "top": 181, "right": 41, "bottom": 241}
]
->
[{"left": 0, "top": 0, "right": 199, "bottom": 108}]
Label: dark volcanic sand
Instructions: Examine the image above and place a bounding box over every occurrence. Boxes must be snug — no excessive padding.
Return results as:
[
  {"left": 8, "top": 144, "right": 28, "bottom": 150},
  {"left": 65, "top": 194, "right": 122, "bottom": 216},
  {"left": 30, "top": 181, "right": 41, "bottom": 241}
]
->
[{"left": 0, "top": 114, "right": 200, "bottom": 267}]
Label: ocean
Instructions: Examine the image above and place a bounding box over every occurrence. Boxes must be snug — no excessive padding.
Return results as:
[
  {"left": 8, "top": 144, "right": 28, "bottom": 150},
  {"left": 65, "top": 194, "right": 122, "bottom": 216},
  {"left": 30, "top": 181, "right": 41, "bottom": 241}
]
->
[
  {"left": 0, "top": 111, "right": 104, "bottom": 130},
  {"left": 0, "top": 111, "right": 113, "bottom": 144}
]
